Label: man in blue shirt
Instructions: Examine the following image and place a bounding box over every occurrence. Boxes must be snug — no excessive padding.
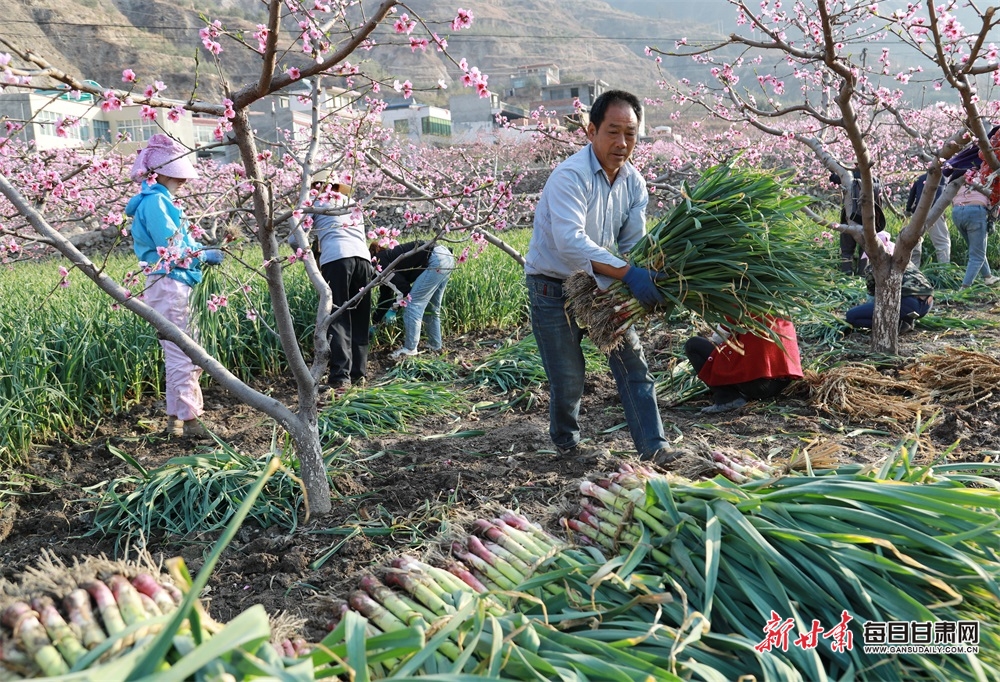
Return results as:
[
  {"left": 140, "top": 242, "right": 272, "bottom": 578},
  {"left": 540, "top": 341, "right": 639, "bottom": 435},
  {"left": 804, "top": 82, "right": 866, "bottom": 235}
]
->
[{"left": 525, "top": 89, "right": 673, "bottom": 464}]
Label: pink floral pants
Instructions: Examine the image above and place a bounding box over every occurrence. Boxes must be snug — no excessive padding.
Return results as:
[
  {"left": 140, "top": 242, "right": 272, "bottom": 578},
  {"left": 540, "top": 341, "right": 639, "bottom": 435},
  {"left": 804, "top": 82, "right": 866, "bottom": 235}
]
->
[{"left": 145, "top": 276, "right": 203, "bottom": 421}]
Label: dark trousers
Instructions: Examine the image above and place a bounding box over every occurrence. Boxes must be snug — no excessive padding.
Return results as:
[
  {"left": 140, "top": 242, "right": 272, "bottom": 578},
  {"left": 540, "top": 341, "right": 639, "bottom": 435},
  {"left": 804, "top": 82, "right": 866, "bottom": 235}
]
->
[
  {"left": 684, "top": 336, "right": 790, "bottom": 405},
  {"left": 321, "top": 257, "right": 374, "bottom": 384},
  {"left": 845, "top": 295, "right": 932, "bottom": 328},
  {"left": 840, "top": 232, "right": 863, "bottom": 275}
]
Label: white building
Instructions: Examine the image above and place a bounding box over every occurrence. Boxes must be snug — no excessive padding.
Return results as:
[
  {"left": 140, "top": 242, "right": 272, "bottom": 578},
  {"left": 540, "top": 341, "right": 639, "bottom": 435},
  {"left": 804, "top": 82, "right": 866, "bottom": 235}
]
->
[
  {"left": 0, "top": 83, "right": 194, "bottom": 152},
  {"left": 0, "top": 80, "right": 362, "bottom": 163},
  {"left": 448, "top": 91, "right": 529, "bottom": 143},
  {"left": 379, "top": 102, "right": 452, "bottom": 143}
]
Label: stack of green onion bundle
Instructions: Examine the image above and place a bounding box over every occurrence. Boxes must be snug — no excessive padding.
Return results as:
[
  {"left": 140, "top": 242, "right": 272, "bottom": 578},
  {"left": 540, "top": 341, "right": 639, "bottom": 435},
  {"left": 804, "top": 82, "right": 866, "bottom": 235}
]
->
[
  {"left": 0, "top": 556, "right": 308, "bottom": 680},
  {"left": 0, "top": 570, "right": 187, "bottom": 678},
  {"left": 318, "top": 380, "right": 464, "bottom": 438},
  {"left": 564, "top": 459, "right": 1000, "bottom": 680},
  {"left": 565, "top": 163, "right": 821, "bottom": 353},
  {"left": 315, "top": 553, "right": 691, "bottom": 680},
  {"left": 315, "top": 509, "right": 814, "bottom": 681},
  {"left": 668, "top": 447, "right": 841, "bottom": 485}
]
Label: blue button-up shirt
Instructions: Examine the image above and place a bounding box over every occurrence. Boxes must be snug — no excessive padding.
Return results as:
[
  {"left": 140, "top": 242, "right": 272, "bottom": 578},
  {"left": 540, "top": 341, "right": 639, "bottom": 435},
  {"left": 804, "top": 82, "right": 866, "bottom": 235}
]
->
[{"left": 525, "top": 144, "right": 648, "bottom": 288}]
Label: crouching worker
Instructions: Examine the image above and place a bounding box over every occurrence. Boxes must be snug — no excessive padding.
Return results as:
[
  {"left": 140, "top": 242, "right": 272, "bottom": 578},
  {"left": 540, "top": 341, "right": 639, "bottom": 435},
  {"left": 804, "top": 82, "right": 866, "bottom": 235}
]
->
[
  {"left": 845, "top": 231, "right": 934, "bottom": 333},
  {"left": 684, "top": 318, "right": 803, "bottom": 414}
]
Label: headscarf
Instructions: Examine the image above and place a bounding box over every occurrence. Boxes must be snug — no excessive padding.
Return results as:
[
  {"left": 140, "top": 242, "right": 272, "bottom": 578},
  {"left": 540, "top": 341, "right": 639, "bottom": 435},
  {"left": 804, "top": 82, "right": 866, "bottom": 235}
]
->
[{"left": 860, "top": 230, "right": 894, "bottom": 262}]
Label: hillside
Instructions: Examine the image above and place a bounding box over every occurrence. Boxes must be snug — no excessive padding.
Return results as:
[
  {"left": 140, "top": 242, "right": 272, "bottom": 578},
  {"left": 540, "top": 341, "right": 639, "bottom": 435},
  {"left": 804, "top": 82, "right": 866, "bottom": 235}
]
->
[
  {"left": 1, "top": 0, "right": 701, "bottom": 116},
  {"left": 4, "top": 0, "right": 262, "bottom": 100}
]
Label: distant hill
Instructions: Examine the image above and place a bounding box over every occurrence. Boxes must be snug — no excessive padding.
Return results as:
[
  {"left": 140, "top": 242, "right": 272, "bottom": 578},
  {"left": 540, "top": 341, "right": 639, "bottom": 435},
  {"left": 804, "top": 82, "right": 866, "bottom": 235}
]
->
[
  {"left": 5, "top": 0, "right": 984, "bottom": 128},
  {"left": 3, "top": 0, "right": 703, "bottom": 123}
]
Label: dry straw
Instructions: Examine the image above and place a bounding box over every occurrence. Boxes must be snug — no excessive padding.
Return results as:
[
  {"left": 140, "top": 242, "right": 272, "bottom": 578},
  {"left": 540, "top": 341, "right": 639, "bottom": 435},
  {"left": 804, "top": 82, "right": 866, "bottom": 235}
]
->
[
  {"left": 803, "top": 364, "right": 933, "bottom": 431},
  {"left": 804, "top": 348, "right": 1000, "bottom": 431},
  {"left": 901, "top": 348, "right": 1000, "bottom": 410}
]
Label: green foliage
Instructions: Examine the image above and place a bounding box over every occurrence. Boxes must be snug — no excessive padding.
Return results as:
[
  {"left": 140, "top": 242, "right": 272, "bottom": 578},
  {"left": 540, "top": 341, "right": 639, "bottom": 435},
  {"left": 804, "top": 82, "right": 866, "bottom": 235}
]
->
[
  {"left": 0, "top": 261, "right": 160, "bottom": 466},
  {"left": 468, "top": 335, "right": 605, "bottom": 393},
  {"left": 191, "top": 264, "right": 318, "bottom": 380},
  {"left": 437, "top": 230, "right": 531, "bottom": 334},
  {"left": 87, "top": 442, "right": 303, "bottom": 547},
  {"left": 319, "top": 381, "right": 466, "bottom": 439},
  {"left": 383, "top": 355, "right": 461, "bottom": 383}
]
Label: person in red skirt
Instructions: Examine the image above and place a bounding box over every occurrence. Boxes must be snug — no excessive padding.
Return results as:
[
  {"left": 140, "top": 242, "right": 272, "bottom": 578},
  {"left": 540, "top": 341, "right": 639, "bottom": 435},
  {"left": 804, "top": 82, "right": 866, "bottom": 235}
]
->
[{"left": 684, "top": 318, "right": 803, "bottom": 414}]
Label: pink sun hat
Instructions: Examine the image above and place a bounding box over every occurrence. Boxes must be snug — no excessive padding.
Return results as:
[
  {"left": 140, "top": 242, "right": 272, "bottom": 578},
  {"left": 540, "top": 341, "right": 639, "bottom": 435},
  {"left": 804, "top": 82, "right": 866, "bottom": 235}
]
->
[{"left": 130, "top": 134, "right": 199, "bottom": 182}]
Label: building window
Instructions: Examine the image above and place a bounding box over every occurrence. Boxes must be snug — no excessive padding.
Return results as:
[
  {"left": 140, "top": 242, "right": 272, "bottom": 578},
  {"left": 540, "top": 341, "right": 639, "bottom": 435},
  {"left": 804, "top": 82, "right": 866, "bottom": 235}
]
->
[
  {"left": 116, "top": 119, "right": 158, "bottom": 142},
  {"left": 570, "top": 87, "right": 579, "bottom": 98},
  {"left": 92, "top": 120, "right": 111, "bottom": 143},
  {"left": 421, "top": 116, "right": 451, "bottom": 136},
  {"left": 34, "top": 110, "right": 78, "bottom": 139},
  {"left": 394, "top": 119, "right": 410, "bottom": 134},
  {"left": 194, "top": 125, "right": 217, "bottom": 147}
]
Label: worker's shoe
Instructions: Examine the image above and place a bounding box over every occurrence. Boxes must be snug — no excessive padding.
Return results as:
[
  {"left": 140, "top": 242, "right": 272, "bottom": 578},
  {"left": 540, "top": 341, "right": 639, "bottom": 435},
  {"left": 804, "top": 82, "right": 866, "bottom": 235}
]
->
[
  {"left": 556, "top": 442, "right": 610, "bottom": 462},
  {"left": 639, "top": 448, "right": 685, "bottom": 467},
  {"left": 182, "top": 419, "right": 212, "bottom": 439},
  {"left": 321, "top": 379, "right": 351, "bottom": 400},
  {"left": 700, "top": 397, "right": 747, "bottom": 414},
  {"left": 167, "top": 418, "right": 185, "bottom": 437},
  {"left": 390, "top": 347, "right": 418, "bottom": 360},
  {"left": 167, "top": 418, "right": 212, "bottom": 439}
]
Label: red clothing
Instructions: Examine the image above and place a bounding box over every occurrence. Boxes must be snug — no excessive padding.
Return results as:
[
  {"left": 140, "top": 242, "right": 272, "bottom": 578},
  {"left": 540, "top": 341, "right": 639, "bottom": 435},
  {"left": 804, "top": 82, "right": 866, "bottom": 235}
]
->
[{"left": 697, "top": 319, "right": 803, "bottom": 387}]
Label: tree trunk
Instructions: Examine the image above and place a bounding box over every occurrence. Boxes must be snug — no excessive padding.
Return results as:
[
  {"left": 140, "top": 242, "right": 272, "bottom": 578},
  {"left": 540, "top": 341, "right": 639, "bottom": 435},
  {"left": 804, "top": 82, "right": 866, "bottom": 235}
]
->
[
  {"left": 231, "top": 109, "right": 333, "bottom": 516},
  {"left": 869, "top": 253, "right": 903, "bottom": 354}
]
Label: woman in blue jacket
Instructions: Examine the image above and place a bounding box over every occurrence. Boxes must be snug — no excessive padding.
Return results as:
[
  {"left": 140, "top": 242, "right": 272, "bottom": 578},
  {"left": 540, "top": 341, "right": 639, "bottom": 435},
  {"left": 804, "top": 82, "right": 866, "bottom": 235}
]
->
[{"left": 126, "top": 134, "right": 222, "bottom": 438}]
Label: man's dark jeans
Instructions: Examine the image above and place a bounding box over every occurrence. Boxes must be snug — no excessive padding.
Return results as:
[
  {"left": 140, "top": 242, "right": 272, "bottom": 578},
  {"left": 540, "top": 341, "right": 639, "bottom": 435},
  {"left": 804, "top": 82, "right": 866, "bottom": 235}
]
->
[{"left": 527, "top": 274, "right": 668, "bottom": 457}]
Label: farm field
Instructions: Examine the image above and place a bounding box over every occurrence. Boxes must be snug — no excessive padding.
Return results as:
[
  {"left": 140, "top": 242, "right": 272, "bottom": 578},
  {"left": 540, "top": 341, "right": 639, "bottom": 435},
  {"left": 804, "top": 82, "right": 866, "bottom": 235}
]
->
[{"left": 4, "top": 226, "right": 1000, "bottom": 665}]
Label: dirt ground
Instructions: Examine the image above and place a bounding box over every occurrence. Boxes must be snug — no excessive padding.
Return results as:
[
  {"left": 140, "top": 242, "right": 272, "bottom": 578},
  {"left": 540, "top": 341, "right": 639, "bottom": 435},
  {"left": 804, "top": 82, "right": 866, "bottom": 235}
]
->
[{"left": 3, "top": 294, "right": 1000, "bottom": 644}]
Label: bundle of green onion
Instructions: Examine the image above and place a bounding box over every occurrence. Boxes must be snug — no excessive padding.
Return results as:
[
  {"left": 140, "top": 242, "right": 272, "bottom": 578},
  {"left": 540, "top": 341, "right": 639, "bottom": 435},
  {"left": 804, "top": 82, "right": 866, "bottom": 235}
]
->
[
  {"left": 316, "top": 455, "right": 1000, "bottom": 681},
  {"left": 315, "top": 510, "right": 809, "bottom": 680},
  {"left": 0, "top": 571, "right": 185, "bottom": 678},
  {"left": 565, "top": 163, "right": 822, "bottom": 352}
]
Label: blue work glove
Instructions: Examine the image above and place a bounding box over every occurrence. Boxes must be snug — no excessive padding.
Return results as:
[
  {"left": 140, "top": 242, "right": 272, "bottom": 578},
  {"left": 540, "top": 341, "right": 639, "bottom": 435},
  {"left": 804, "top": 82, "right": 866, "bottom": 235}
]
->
[
  {"left": 203, "top": 249, "right": 224, "bottom": 266},
  {"left": 383, "top": 309, "right": 397, "bottom": 324},
  {"left": 622, "top": 266, "right": 666, "bottom": 309}
]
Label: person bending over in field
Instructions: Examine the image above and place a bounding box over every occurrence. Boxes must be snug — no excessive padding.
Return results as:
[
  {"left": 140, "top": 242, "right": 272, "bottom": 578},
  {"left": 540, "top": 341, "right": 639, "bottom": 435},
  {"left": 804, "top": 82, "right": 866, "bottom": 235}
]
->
[
  {"left": 845, "top": 230, "right": 934, "bottom": 334},
  {"left": 524, "top": 89, "right": 677, "bottom": 466},
  {"left": 684, "top": 319, "right": 803, "bottom": 414},
  {"left": 126, "top": 134, "right": 223, "bottom": 439},
  {"left": 370, "top": 240, "right": 455, "bottom": 360}
]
